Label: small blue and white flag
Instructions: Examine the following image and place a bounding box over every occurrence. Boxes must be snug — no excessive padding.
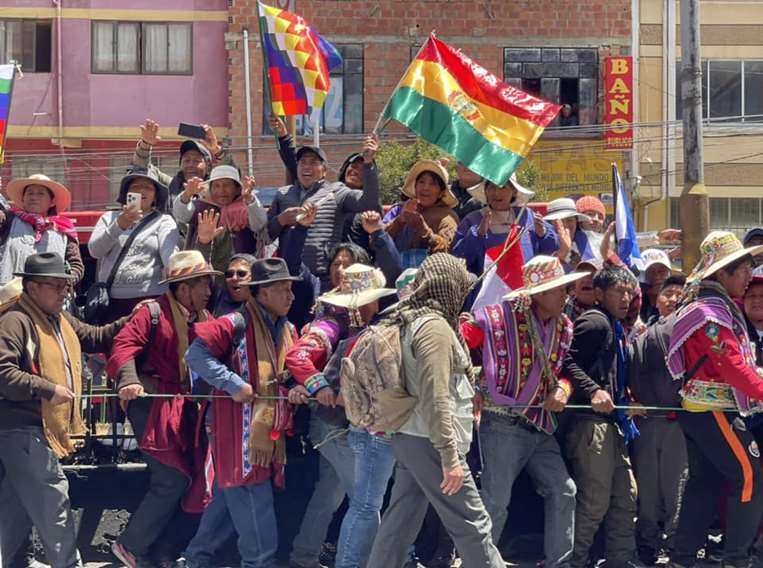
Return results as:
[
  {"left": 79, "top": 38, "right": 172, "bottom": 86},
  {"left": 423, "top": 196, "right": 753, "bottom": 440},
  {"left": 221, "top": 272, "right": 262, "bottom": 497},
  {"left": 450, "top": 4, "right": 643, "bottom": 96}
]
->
[{"left": 613, "top": 163, "right": 644, "bottom": 272}]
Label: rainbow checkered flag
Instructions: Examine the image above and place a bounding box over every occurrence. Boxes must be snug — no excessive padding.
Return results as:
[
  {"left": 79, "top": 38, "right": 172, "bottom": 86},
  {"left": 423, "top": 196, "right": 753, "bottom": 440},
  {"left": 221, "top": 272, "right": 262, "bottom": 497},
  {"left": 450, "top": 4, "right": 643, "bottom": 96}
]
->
[
  {"left": 0, "top": 64, "right": 17, "bottom": 164},
  {"left": 257, "top": 2, "right": 343, "bottom": 116}
]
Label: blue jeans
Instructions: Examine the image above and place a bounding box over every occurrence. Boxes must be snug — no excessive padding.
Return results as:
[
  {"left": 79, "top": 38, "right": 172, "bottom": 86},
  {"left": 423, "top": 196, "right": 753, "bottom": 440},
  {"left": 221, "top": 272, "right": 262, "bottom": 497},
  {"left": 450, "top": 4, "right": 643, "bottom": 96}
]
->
[
  {"left": 335, "top": 429, "right": 396, "bottom": 568},
  {"left": 480, "top": 412, "right": 576, "bottom": 568},
  {"left": 289, "top": 416, "right": 354, "bottom": 568},
  {"left": 184, "top": 479, "right": 277, "bottom": 568}
]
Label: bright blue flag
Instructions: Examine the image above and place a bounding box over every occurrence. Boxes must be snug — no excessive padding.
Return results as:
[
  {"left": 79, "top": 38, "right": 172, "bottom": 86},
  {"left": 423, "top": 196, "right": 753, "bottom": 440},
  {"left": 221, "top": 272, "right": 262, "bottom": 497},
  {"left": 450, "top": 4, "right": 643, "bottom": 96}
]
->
[{"left": 613, "top": 163, "right": 644, "bottom": 272}]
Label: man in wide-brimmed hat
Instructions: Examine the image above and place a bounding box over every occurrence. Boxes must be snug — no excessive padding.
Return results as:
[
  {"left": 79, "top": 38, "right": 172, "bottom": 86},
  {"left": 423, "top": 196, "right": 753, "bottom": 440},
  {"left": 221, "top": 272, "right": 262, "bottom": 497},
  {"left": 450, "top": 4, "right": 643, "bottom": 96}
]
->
[
  {"left": 461, "top": 255, "right": 586, "bottom": 568},
  {"left": 0, "top": 252, "right": 127, "bottom": 568},
  {"left": 181, "top": 258, "right": 300, "bottom": 568},
  {"left": 107, "top": 250, "right": 221, "bottom": 568},
  {"left": 666, "top": 231, "right": 763, "bottom": 568},
  {"left": 0, "top": 174, "right": 83, "bottom": 285}
]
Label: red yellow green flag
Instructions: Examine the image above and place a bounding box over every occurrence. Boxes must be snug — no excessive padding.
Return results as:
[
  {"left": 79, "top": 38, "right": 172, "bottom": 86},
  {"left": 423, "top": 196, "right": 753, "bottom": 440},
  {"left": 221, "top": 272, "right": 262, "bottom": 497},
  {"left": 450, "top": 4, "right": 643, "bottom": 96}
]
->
[{"left": 382, "top": 34, "right": 560, "bottom": 186}]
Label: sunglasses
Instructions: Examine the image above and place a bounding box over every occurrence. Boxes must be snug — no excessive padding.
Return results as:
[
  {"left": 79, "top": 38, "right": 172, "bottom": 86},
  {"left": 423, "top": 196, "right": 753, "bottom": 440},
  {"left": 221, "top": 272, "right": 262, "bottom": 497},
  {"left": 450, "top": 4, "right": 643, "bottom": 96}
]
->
[{"left": 225, "top": 269, "right": 249, "bottom": 279}]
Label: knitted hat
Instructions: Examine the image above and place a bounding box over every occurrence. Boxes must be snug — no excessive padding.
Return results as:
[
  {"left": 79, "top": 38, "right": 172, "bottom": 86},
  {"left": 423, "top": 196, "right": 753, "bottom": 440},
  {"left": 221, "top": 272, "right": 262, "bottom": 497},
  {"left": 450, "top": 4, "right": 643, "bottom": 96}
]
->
[{"left": 576, "top": 195, "right": 606, "bottom": 219}]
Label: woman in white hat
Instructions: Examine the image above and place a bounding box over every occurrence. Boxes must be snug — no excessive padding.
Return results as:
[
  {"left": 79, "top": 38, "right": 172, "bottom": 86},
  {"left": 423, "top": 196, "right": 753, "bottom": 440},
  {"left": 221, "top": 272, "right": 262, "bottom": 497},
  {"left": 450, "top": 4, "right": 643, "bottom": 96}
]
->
[
  {"left": 543, "top": 197, "right": 601, "bottom": 271},
  {"left": 285, "top": 264, "right": 396, "bottom": 568},
  {"left": 452, "top": 173, "right": 557, "bottom": 290},
  {"left": 383, "top": 160, "right": 459, "bottom": 267},
  {"left": 0, "top": 174, "right": 83, "bottom": 285},
  {"left": 666, "top": 231, "right": 763, "bottom": 568},
  {"left": 174, "top": 164, "right": 267, "bottom": 271}
]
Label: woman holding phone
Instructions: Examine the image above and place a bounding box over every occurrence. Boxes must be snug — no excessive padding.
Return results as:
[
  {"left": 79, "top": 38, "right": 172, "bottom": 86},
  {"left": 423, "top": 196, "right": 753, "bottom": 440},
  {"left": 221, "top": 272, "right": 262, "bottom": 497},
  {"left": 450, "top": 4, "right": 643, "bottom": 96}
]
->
[{"left": 88, "top": 168, "right": 180, "bottom": 321}]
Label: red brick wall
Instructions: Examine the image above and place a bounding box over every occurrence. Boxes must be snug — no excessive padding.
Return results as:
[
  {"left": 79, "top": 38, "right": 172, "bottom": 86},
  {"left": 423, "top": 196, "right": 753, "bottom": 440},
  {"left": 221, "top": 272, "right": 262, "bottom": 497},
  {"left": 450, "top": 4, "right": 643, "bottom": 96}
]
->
[{"left": 227, "top": 0, "right": 631, "bottom": 186}]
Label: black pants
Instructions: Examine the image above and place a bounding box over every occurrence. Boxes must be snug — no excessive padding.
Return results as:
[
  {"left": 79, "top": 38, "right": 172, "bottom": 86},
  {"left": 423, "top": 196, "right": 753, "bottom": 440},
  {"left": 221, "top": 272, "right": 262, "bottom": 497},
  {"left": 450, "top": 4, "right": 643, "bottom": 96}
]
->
[
  {"left": 674, "top": 411, "right": 763, "bottom": 567},
  {"left": 118, "top": 398, "right": 190, "bottom": 557}
]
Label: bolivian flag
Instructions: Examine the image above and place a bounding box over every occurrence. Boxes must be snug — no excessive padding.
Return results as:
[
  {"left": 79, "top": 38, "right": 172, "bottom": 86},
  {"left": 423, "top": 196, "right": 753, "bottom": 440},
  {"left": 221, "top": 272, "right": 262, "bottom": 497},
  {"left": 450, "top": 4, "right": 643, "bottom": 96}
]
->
[{"left": 382, "top": 34, "right": 560, "bottom": 186}]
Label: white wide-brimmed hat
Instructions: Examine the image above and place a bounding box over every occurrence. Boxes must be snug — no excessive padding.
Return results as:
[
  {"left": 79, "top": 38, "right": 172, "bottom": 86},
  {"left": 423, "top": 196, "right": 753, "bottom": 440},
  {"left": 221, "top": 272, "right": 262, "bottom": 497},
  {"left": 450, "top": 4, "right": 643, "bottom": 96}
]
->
[
  {"left": 506, "top": 255, "right": 589, "bottom": 298},
  {"left": 0, "top": 277, "right": 22, "bottom": 307},
  {"left": 160, "top": 250, "right": 223, "bottom": 285},
  {"left": 5, "top": 174, "right": 72, "bottom": 212},
  {"left": 401, "top": 160, "right": 457, "bottom": 208},
  {"left": 319, "top": 264, "right": 397, "bottom": 309},
  {"left": 688, "top": 231, "right": 763, "bottom": 283},
  {"left": 468, "top": 173, "right": 535, "bottom": 208},
  {"left": 543, "top": 197, "right": 592, "bottom": 223}
]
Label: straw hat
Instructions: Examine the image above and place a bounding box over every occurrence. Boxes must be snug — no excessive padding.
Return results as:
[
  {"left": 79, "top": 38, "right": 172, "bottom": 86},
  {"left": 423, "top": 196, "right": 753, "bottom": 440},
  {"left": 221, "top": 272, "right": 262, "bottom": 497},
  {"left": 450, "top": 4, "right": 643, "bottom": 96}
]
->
[
  {"left": 5, "top": 174, "right": 72, "bottom": 212},
  {"left": 543, "top": 198, "right": 592, "bottom": 223},
  {"left": 401, "top": 160, "right": 457, "bottom": 208},
  {"left": 160, "top": 250, "right": 222, "bottom": 284},
  {"left": 506, "top": 255, "right": 588, "bottom": 298},
  {"left": 318, "top": 264, "right": 397, "bottom": 308},
  {"left": 467, "top": 173, "right": 535, "bottom": 208},
  {"left": 0, "top": 277, "right": 22, "bottom": 307},
  {"left": 688, "top": 230, "right": 763, "bottom": 282}
]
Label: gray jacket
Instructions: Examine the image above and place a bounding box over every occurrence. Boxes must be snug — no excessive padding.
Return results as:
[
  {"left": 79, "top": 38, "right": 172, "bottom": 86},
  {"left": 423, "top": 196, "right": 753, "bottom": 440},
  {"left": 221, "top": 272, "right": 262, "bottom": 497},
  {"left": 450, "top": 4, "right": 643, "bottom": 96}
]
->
[
  {"left": 398, "top": 316, "right": 474, "bottom": 470},
  {"left": 267, "top": 163, "right": 381, "bottom": 284}
]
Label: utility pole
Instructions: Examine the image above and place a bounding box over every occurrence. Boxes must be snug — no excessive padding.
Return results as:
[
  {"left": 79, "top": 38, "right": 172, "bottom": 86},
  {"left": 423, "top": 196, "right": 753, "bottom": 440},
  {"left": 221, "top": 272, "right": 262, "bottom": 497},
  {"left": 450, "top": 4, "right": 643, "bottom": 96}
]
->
[{"left": 679, "top": 0, "right": 709, "bottom": 272}]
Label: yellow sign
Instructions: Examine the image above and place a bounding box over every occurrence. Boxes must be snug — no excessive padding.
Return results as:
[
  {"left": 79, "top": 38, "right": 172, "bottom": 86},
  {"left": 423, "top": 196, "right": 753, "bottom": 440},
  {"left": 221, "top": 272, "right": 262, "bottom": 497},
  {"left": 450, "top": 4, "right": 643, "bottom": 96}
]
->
[{"left": 528, "top": 140, "right": 625, "bottom": 204}]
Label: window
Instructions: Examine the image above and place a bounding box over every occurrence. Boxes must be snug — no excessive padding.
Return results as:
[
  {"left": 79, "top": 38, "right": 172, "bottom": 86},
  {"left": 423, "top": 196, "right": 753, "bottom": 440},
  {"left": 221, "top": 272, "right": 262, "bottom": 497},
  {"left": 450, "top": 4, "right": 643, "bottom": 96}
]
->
[
  {"left": 504, "top": 47, "right": 598, "bottom": 127},
  {"left": 0, "top": 20, "right": 52, "bottom": 72},
  {"left": 262, "top": 43, "right": 364, "bottom": 135},
  {"left": 671, "top": 196, "right": 761, "bottom": 238},
  {"left": 676, "top": 60, "right": 763, "bottom": 123},
  {"left": 91, "top": 21, "right": 192, "bottom": 75}
]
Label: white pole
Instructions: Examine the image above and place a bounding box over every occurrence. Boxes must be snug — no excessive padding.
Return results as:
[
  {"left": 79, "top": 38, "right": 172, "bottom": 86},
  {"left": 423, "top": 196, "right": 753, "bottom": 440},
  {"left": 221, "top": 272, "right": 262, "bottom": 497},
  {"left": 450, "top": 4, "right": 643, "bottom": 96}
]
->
[
  {"left": 313, "top": 108, "right": 320, "bottom": 147},
  {"left": 243, "top": 28, "right": 254, "bottom": 177}
]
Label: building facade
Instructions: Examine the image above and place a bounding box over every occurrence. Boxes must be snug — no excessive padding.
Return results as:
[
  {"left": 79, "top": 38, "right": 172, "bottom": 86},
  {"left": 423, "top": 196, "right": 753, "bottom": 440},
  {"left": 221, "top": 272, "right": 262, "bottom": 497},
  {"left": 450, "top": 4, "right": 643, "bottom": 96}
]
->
[
  {"left": 227, "top": 0, "right": 634, "bottom": 198},
  {"left": 637, "top": 0, "right": 763, "bottom": 236},
  {"left": 2, "top": 0, "right": 228, "bottom": 209},
  {"left": 3, "top": 0, "right": 636, "bottom": 210}
]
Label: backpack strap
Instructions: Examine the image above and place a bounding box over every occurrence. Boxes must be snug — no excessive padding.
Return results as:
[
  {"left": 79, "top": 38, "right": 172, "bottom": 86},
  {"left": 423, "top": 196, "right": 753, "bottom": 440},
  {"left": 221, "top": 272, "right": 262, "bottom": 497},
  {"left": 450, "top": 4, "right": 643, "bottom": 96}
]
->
[{"left": 105, "top": 210, "right": 161, "bottom": 291}]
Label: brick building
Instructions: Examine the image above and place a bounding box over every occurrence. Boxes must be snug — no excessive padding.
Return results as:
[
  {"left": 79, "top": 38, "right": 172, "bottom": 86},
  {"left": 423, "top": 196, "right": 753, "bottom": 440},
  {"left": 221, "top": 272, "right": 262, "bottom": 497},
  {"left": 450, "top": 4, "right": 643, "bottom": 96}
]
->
[{"left": 226, "top": 0, "right": 634, "bottom": 200}]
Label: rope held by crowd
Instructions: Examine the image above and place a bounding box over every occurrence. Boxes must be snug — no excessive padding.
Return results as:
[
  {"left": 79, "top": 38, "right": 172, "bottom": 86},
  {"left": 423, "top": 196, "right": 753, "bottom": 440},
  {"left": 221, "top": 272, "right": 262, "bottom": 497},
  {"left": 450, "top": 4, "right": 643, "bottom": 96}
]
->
[{"left": 75, "top": 392, "right": 746, "bottom": 413}]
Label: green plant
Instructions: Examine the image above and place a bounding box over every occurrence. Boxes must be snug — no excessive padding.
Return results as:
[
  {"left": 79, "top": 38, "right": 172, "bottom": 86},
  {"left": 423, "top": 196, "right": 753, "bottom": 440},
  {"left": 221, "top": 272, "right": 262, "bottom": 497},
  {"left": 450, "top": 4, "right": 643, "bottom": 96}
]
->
[{"left": 374, "top": 137, "right": 546, "bottom": 204}]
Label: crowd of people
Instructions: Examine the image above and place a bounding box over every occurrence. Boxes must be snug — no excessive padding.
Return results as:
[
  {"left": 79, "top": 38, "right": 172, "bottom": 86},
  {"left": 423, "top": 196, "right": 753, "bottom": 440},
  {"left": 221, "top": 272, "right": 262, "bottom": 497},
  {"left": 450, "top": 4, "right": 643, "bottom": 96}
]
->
[{"left": 2, "top": 118, "right": 763, "bottom": 568}]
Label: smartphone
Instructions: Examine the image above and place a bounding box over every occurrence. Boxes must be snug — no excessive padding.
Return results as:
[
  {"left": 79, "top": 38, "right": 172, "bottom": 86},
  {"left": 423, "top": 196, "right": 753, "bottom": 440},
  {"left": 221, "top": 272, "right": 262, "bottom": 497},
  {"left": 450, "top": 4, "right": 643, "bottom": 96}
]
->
[
  {"left": 178, "top": 122, "right": 206, "bottom": 139},
  {"left": 126, "top": 192, "right": 142, "bottom": 212}
]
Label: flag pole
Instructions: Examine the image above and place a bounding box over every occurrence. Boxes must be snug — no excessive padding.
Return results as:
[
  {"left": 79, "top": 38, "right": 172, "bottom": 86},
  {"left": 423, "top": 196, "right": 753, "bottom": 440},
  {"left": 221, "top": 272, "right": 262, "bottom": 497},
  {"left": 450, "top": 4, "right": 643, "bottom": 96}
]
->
[
  {"left": 611, "top": 162, "right": 620, "bottom": 250},
  {"left": 313, "top": 108, "right": 320, "bottom": 147},
  {"left": 256, "top": 1, "right": 280, "bottom": 151}
]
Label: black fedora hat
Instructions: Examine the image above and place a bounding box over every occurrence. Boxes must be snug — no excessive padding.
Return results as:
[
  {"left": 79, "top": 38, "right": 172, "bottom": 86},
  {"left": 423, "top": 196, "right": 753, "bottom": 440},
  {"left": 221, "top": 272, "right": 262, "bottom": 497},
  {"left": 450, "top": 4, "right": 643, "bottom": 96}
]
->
[
  {"left": 13, "top": 252, "right": 75, "bottom": 280},
  {"left": 247, "top": 258, "right": 302, "bottom": 286}
]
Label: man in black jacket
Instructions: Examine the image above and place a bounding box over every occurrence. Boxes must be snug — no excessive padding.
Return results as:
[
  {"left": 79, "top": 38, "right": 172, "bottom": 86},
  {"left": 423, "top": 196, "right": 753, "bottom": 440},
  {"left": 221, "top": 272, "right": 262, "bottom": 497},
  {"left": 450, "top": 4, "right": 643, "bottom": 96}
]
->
[
  {"left": 629, "top": 274, "right": 687, "bottom": 564},
  {"left": 563, "top": 262, "right": 640, "bottom": 568}
]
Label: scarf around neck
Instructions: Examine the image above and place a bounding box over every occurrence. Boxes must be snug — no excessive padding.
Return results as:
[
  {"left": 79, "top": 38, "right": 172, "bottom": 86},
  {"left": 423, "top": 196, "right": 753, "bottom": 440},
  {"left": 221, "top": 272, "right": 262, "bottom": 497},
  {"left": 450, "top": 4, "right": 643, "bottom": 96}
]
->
[
  {"left": 242, "top": 298, "right": 294, "bottom": 469},
  {"left": 17, "top": 293, "right": 86, "bottom": 457},
  {"left": 10, "top": 208, "right": 78, "bottom": 243},
  {"left": 166, "top": 290, "right": 208, "bottom": 389}
]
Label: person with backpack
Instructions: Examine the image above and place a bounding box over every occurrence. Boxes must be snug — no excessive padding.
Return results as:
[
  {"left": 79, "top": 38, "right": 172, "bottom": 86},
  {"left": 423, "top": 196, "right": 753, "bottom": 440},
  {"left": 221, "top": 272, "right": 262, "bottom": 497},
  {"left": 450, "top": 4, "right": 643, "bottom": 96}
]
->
[
  {"left": 460, "top": 255, "right": 586, "bottom": 568},
  {"left": 666, "top": 231, "right": 763, "bottom": 568},
  {"left": 628, "top": 274, "right": 687, "bottom": 565},
  {"left": 285, "top": 264, "right": 396, "bottom": 568},
  {"left": 562, "top": 261, "right": 641, "bottom": 568},
  {"left": 362, "top": 253, "right": 504, "bottom": 568},
  {"left": 106, "top": 250, "right": 220, "bottom": 568}
]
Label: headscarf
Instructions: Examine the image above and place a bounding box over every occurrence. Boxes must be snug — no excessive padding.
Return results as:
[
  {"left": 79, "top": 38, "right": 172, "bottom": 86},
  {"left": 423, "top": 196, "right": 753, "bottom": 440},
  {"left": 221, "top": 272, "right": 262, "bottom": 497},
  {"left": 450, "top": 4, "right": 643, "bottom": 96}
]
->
[{"left": 380, "top": 253, "right": 473, "bottom": 331}]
